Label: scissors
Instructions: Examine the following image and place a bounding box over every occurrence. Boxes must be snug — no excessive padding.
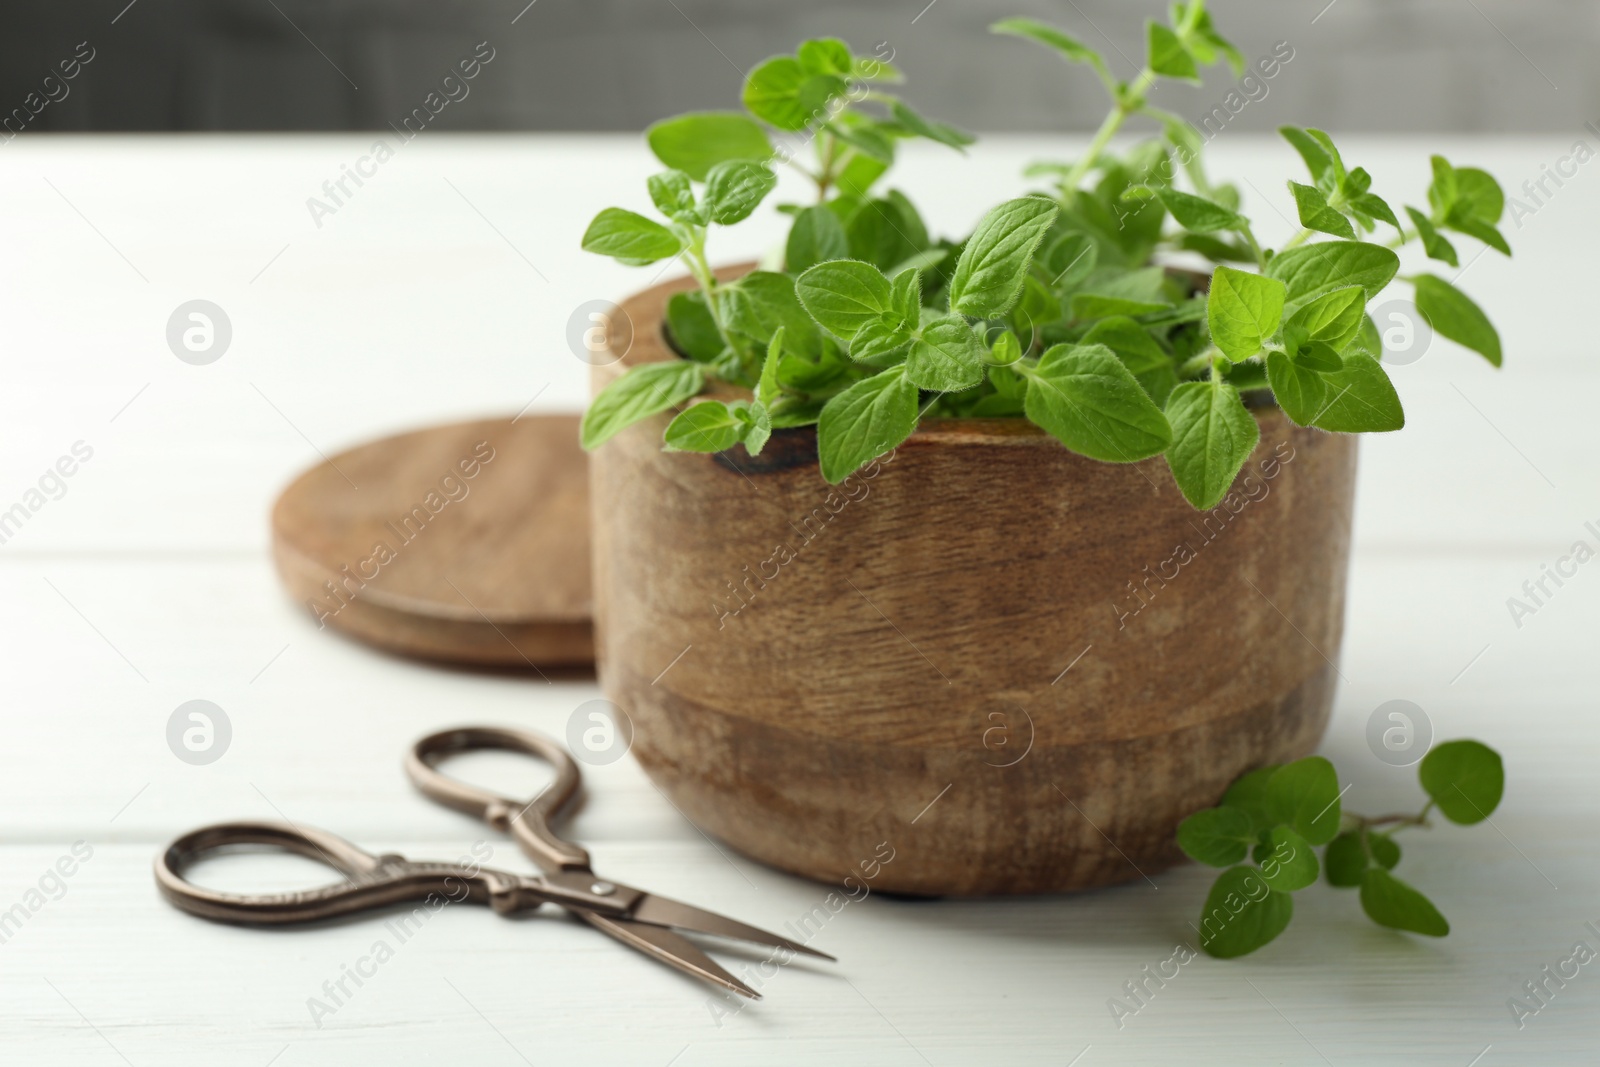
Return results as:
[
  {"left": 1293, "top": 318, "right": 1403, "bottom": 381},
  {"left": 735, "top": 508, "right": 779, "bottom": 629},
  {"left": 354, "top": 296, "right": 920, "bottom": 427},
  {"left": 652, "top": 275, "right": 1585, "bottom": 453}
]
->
[{"left": 154, "top": 725, "right": 832, "bottom": 998}]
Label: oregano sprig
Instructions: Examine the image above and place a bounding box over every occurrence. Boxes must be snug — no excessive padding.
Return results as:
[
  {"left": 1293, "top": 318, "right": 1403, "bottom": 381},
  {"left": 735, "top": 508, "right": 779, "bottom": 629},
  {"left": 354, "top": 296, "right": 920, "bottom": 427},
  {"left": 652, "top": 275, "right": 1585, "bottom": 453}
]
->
[{"left": 1178, "top": 740, "right": 1505, "bottom": 957}]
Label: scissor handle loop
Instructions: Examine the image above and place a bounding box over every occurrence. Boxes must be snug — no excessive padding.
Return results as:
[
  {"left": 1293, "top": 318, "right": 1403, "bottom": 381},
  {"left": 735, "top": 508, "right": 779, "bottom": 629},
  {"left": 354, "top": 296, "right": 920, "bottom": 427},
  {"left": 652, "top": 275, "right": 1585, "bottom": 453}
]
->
[
  {"left": 405, "top": 726, "right": 591, "bottom": 872},
  {"left": 153, "top": 821, "right": 514, "bottom": 924}
]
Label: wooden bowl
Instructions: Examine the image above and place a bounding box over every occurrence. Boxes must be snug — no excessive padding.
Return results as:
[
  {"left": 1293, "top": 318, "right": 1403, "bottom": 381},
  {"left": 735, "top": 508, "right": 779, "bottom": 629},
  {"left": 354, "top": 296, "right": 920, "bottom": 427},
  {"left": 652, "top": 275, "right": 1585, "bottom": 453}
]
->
[{"left": 589, "top": 270, "right": 1356, "bottom": 895}]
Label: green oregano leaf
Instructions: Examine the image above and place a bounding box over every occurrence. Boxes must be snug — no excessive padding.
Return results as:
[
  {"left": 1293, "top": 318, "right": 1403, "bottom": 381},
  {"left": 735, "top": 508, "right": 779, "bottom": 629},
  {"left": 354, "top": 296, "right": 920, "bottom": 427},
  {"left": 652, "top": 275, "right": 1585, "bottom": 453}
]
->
[
  {"left": 647, "top": 169, "right": 698, "bottom": 222},
  {"left": 828, "top": 117, "right": 896, "bottom": 163},
  {"left": 1323, "top": 831, "right": 1367, "bottom": 888},
  {"left": 1294, "top": 340, "right": 1343, "bottom": 374},
  {"left": 796, "top": 37, "right": 851, "bottom": 77},
  {"left": 1413, "top": 274, "right": 1502, "bottom": 367},
  {"left": 1452, "top": 166, "right": 1505, "bottom": 223},
  {"left": 646, "top": 112, "right": 772, "bottom": 181},
  {"left": 1257, "top": 826, "right": 1319, "bottom": 892},
  {"left": 1207, "top": 266, "right": 1286, "bottom": 363},
  {"left": 756, "top": 327, "right": 784, "bottom": 408},
  {"left": 663, "top": 400, "right": 745, "bottom": 453},
  {"left": 1444, "top": 214, "right": 1511, "bottom": 256},
  {"left": 848, "top": 193, "right": 928, "bottom": 272},
  {"left": 769, "top": 397, "right": 827, "bottom": 429},
  {"left": 702, "top": 160, "right": 777, "bottom": 225},
  {"left": 1176, "top": 806, "right": 1255, "bottom": 868},
  {"left": 1418, "top": 740, "right": 1505, "bottom": 825},
  {"left": 795, "top": 259, "right": 893, "bottom": 340},
  {"left": 1071, "top": 265, "right": 1171, "bottom": 320},
  {"left": 1265, "top": 350, "right": 1327, "bottom": 426},
  {"left": 1081, "top": 316, "right": 1178, "bottom": 407},
  {"left": 1312, "top": 352, "right": 1405, "bottom": 433},
  {"left": 816, "top": 365, "right": 918, "bottom": 483},
  {"left": 743, "top": 55, "right": 842, "bottom": 131},
  {"left": 989, "top": 330, "right": 1023, "bottom": 367},
  {"left": 1197, "top": 866, "right": 1293, "bottom": 959},
  {"left": 851, "top": 49, "right": 902, "bottom": 83},
  {"left": 1020, "top": 343, "right": 1172, "bottom": 462},
  {"left": 1349, "top": 191, "right": 1402, "bottom": 232},
  {"left": 1288, "top": 285, "right": 1367, "bottom": 351},
  {"left": 1146, "top": 21, "right": 1199, "bottom": 82},
  {"left": 990, "top": 17, "right": 1105, "bottom": 68},
  {"left": 1264, "top": 241, "right": 1400, "bottom": 307},
  {"left": 1406, "top": 206, "right": 1459, "bottom": 267},
  {"left": 1427, "top": 154, "right": 1459, "bottom": 217},
  {"left": 948, "top": 197, "right": 1060, "bottom": 317},
  {"left": 786, "top": 205, "right": 850, "bottom": 274},
  {"left": 837, "top": 154, "right": 889, "bottom": 198},
  {"left": 1265, "top": 756, "right": 1342, "bottom": 846},
  {"left": 1360, "top": 869, "right": 1450, "bottom": 937},
  {"left": 889, "top": 100, "right": 975, "bottom": 150},
  {"left": 906, "top": 317, "right": 984, "bottom": 391},
  {"left": 1280, "top": 125, "right": 1334, "bottom": 187},
  {"left": 1163, "top": 378, "right": 1259, "bottom": 509},
  {"left": 1042, "top": 232, "right": 1097, "bottom": 289},
  {"left": 581, "top": 360, "right": 705, "bottom": 450},
  {"left": 1289, "top": 181, "right": 1355, "bottom": 239},
  {"left": 889, "top": 268, "right": 922, "bottom": 328},
  {"left": 1152, "top": 187, "right": 1246, "bottom": 233},
  {"left": 849, "top": 314, "right": 913, "bottom": 366},
  {"left": 1304, "top": 128, "right": 1348, "bottom": 190},
  {"left": 580, "top": 208, "right": 684, "bottom": 264},
  {"left": 1178, "top": 3, "right": 1245, "bottom": 74},
  {"left": 665, "top": 291, "right": 725, "bottom": 362},
  {"left": 721, "top": 271, "right": 825, "bottom": 360},
  {"left": 1325, "top": 829, "right": 1399, "bottom": 887},
  {"left": 737, "top": 400, "right": 772, "bottom": 455},
  {"left": 1222, "top": 766, "right": 1280, "bottom": 833},
  {"left": 1013, "top": 275, "right": 1063, "bottom": 335}
]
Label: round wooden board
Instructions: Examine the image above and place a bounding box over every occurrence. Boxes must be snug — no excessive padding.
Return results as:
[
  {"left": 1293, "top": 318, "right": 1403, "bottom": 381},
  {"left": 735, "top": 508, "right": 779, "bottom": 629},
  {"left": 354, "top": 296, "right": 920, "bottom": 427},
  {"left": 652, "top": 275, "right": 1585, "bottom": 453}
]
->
[{"left": 271, "top": 415, "right": 592, "bottom": 669}]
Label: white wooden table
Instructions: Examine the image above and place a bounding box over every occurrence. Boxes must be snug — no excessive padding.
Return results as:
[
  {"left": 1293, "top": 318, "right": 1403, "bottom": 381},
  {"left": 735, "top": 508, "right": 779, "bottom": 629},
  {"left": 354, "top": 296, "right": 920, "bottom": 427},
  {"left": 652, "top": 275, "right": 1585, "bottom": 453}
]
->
[{"left": 1, "top": 132, "right": 1595, "bottom": 1065}]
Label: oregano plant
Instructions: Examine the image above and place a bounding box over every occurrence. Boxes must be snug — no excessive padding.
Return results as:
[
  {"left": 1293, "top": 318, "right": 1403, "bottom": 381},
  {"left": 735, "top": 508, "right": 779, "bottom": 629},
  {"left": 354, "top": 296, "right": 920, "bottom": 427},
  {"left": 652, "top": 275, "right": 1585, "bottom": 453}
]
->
[
  {"left": 579, "top": 0, "right": 1511, "bottom": 510},
  {"left": 1180, "top": 740, "right": 1505, "bottom": 957},
  {"left": 578, "top": 37, "right": 968, "bottom": 455}
]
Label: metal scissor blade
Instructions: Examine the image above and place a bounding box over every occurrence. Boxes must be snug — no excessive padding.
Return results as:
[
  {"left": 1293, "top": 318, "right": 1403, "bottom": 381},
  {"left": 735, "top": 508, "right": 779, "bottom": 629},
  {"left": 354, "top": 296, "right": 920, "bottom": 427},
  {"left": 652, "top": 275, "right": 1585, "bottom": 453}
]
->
[
  {"left": 627, "top": 893, "right": 836, "bottom": 961},
  {"left": 577, "top": 911, "right": 761, "bottom": 999}
]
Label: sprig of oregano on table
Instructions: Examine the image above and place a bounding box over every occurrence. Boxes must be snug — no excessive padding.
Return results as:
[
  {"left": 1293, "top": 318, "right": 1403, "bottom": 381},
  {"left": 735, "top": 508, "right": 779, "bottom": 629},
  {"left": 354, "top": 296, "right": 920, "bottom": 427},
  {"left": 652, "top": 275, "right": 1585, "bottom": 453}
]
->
[
  {"left": 579, "top": 0, "right": 1512, "bottom": 509},
  {"left": 1178, "top": 740, "right": 1505, "bottom": 957}
]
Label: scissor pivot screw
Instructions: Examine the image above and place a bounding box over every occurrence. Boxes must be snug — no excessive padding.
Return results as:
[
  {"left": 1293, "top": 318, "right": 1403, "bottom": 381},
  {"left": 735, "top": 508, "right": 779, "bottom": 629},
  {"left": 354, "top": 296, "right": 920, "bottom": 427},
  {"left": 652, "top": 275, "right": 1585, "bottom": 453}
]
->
[{"left": 590, "top": 881, "right": 616, "bottom": 896}]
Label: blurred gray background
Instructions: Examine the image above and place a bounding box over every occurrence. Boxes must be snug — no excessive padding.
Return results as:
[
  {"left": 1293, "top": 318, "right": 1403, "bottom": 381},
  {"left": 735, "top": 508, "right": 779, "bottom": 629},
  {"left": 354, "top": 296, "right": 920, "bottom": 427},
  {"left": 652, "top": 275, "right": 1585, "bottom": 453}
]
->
[{"left": 0, "top": 0, "right": 1587, "bottom": 133}]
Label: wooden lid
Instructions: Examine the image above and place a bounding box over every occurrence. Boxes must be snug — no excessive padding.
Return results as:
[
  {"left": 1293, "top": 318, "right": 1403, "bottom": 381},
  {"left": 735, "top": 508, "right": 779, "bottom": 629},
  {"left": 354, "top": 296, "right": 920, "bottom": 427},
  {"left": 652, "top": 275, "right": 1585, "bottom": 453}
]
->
[{"left": 271, "top": 415, "right": 592, "bottom": 669}]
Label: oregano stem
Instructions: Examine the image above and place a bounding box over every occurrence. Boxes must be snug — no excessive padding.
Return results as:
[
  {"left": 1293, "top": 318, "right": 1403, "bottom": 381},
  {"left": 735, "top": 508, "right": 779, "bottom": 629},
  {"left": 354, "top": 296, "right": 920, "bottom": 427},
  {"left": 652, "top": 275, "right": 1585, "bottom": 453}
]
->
[
  {"left": 1060, "top": 103, "right": 1133, "bottom": 193},
  {"left": 1209, "top": 352, "right": 1227, "bottom": 384},
  {"left": 816, "top": 130, "right": 839, "bottom": 201},
  {"left": 1236, "top": 223, "right": 1267, "bottom": 270},
  {"left": 1057, "top": 2, "right": 1201, "bottom": 195},
  {"left": 1350, "top": 799, "right": 1435, "bottom": 833},
  {"left": 1179, "top": 345, "right": 1223, "bottom": 378},
  {"left": 682, "top": 229, "right": 743, "bottom": 363},
  {"left": 1281, "top": 227, "right": 1314, "bottom": 249},
  {"left": 1138, "top": 103, "right": 1214, "bottom": 197}
]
